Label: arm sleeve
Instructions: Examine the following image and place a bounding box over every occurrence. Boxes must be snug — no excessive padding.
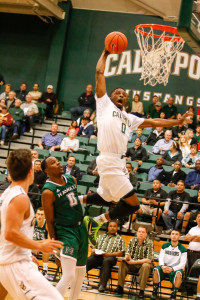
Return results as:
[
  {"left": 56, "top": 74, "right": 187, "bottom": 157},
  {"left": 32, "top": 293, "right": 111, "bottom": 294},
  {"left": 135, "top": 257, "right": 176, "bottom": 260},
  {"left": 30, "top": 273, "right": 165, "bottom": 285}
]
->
[
  {"left": 164, "top": 196, "right": 171, "bottom": 210},
  {"left": 159, "top": 248, "right": 165, "bottom": 266},
  {"left": 152, "top": 140, "right": 160, "bottom": 154},
  {"left": 185, "top": 173, "right": 192, "bottom": 187},
  {"left": 141, "top": 148, "right": 148, "bottom": 162},
  {"left": 146, "top": 240, "right": 154, "bottom": 260},
  {"left": 173, "top": 251, "right": 187, "bottom": 271},
  {"left": 86, "top": 125, "right": 94, "bottom": 138},
  {"left": 87, "top": 160, "right": 96, "bottom": 175},
  {"left": 60, "top": 138, "right": 67, "bottom": 151},
  {"left": 73, "top": 139, "right": 79, "bottom": 151}
]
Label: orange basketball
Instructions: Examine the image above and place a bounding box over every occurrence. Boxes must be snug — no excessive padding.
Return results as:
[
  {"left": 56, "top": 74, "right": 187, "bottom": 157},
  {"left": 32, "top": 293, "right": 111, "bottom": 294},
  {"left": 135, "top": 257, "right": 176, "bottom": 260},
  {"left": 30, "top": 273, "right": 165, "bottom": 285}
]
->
[{"left": 105, "top": 31, "right": 128, "bottom": 54}]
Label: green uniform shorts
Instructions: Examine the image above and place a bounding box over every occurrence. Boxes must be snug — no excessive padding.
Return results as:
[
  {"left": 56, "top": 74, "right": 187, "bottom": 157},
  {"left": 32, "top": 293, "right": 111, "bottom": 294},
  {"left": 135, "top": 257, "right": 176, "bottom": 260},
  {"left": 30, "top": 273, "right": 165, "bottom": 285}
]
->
[{"left": 155, "top": 266, "right": 184, "bottom": 284}]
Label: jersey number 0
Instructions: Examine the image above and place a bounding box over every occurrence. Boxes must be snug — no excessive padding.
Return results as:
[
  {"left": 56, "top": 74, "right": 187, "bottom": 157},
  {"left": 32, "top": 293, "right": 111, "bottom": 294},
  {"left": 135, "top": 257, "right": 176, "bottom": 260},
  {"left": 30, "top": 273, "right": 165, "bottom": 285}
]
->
[{"left": 67, "top": 192, "right": 78, "bottom": 207}]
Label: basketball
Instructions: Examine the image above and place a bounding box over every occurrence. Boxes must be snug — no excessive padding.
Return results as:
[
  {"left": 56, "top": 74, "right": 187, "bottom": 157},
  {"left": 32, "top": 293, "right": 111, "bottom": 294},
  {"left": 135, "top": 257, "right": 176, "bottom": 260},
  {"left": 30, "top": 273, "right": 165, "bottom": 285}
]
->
[{"left": 105, "top": 31, "right": 128, "bottom": 54}]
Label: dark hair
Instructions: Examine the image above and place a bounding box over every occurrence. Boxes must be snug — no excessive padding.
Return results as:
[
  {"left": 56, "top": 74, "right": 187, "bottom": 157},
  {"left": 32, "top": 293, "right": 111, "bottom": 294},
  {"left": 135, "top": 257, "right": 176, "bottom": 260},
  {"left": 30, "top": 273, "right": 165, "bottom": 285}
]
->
[
  {"left": 7, "top": 149, "right": 32, "bottom": 181},
  {"left": 171, "top": 141, "right": 180, "bottom": 151},
  {"left": 34, "top": 159, "right": 41, "bottom": 164},
  {"left": 188, "top": 106, "right": 194, "bottom": 112},
  {"left": 171, "top": 229, "right": 181, "bottom": 235},
  {"left": 41, "top": 158, "right": 48, "bottom": 172},
  {"left": 134, "top": 94, "right": 140, "bottom": 101},
  {"left": 191, "top": 144, "right": 198, "bottom": 151},
  {"left": 126, "top": 162, "right": 132, "bottom": 168},
  {"left": 110, "top": 87, "right": 125, "bottom": 97},
  {"left": 68, "top": 155, "right": 75, "bottom": 161},
  {"left": 108, "top": 220, "right": 118, "bottom": 225},
  {"left": 177, "top": 180, "right": 185, "bottom": 186},
  {"left": 137, "top": 226, "right": 147, "bottom": 233},
  {"left": 36, "top": 207, "right": 44, "bottom": 212}
]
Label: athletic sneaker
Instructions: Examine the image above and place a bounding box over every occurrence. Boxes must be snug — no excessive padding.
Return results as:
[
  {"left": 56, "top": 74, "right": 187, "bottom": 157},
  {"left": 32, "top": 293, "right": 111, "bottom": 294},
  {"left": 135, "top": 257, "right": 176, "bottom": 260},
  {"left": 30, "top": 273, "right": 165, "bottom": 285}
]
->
[{"left": 83, "top": 216, "right": 102, "bottom": 246}]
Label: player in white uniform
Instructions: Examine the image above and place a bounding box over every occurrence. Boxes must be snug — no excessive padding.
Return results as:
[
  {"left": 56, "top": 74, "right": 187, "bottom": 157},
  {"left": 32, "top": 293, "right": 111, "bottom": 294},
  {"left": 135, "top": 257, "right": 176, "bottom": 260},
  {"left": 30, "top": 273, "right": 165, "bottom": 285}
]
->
[
  {"left": 0, "top": 149, "right": 64, "bottom": 300},
  {"left": 84, "top": 49, "right": 192, "bottom": 246}
]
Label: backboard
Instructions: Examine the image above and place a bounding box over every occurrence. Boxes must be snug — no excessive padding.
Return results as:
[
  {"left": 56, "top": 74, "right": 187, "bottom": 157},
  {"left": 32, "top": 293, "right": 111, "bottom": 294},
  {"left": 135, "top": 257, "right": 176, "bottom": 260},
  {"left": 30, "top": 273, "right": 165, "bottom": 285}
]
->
[{"left": 177, "top": 0, "right": 200, "bottom": 55}]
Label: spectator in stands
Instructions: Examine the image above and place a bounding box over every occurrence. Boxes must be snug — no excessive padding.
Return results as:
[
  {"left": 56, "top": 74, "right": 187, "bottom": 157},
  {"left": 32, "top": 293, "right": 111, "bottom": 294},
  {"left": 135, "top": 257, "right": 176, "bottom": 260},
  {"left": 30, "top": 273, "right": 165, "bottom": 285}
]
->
[
  {"left": 158, "top": 161, "right": 186, "bottom": 187},
  {"left": 131, "top": 94, "right": 144, "bottom": 117},
  {"left": 0, "top": 99, "right": 6, "bottom": 112},
  {"left": 31, "top": 149, "right": 39, "bottom": 164},
  {"left": 187, "top": 106, "right": 197, "bottom": 130},
  {"left": 66, "top": 120, "right": 79, "bottom": 135},
  {"left": 78, "top": 116, "right": 94, "bottom": 138},
  {"left": 185, "top": 128, "right": 197, "bottom": 145},
  {"left": 162, "top": 141, "right": 182, "bottom": 166},
  {"left": 172, "top": 113, "right": 187, "bottom": 140},
  {"left": 114, "top": 226, "right": 154, "bottom": 298},
  {"left": 6, "top": 91, "right": 16, "bottom": 109},
  {"left": 87, "top": 158, "right": 99, "bottom": 187},
  {"left": 70, "top": 84, "right": 95, "bottom": 120},
  {"left": 151, "top": 229, "right": 187, "bottom": 300},
  {"left": 126, "top": 138, "right": 148, "bottom": 169},
  {"left": 21, "top": 94, "right": 38, "bottom": 133},
  {"left": 152, "top": 130, "right": 173, "bottom": 155},
  {"left": 162, "top": 180, "right": 189, "bottom": 234},
  {"left": 181, "top": 189, "right": 200, "bottom": 234},
  {"left": 179, "top": 134, "right": 191, "bottom": 157},
  {"left": 62, "top": 156, "right": 81, "bottom": 181},
  {"left": 15, "top": 82, "right": 28, "bottom": 102},
  {"left": 124, "top": 93, "right": 130, "bottom": 113},
  {"left": 150, "top": 101, "right": 163, "bottom": 119},
  {"left": 28, "top": 182, "right": 40, "bottom": 212},
  {"left": 126, "top": 162, "right": 138, "bottom": 187},
  {"left": 129, "top": 128, "right": 146, "bottom": 143},
  {"left": 0, "top": 83, "right": 11, "bottom": 102},
  {"left": 123, "top": 180, "right": 166, "bottom": 231},
  {"left": 185, "top": 212, "right": 200, "bottom": 278},
  {"left": 90, "top": 110, "right": 97, "bottom": 135},
  {"left": 40, "top": 85, "right": 57, "bottom": 119},
  {"left": 77, "top": 108, "right": 91, "bottom": 126},
  {"left": 195, "top": 125, "right": 200, "bottom": 144},
  {"left": 182, "top": 144, "right": 200, "bottom": 168},
  {"left": 34, "top": 159, "right": 47, "bottom": 190},
  {"left": 9, "top": 99, "right": 24, "bottom": 140},
  {"left": 0, "top": 74, "right": 5, "bottom": 91},
  {"left": 146, "top": 95, "right": 158, "bottom": 118},
  {"left": 185, "top": 160, "right": 200, "bottom": 189},
  {"left": 38, "top": 123, "right": 61, "bottom": 151},
  {"left": 86, "top": 220, "right": 125, "bottom": 293},
  {"left": 144, "top": 127, "right": 164, "bottom": 146},
  {"left": 60, "top": 129, "right": 79, "bottom": 153},
  {"left": 0, "top": 173, "right": 12, "bottom": 195},
  {"left": 0, "top": 105, "right": 13, "bottom": 145},
  {"left": 147, "top": 157, "right": 165, "bottom": 182},
  {"left": 163, "top": 97, "right": 177, "bottom": 119},
  {"left": 28, "top": 83, "right": 42, "bottom": 103},
  {"left": 160, "top": 111, "right": 166, "bottom": 119}
]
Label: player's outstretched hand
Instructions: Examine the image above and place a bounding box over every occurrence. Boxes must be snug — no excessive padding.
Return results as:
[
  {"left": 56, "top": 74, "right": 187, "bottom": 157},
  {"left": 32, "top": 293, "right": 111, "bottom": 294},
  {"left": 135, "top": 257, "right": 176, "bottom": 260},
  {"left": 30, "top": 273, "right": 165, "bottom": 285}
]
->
[
  {"left": 38, "top": 239, "right": 63, "bottom": 254},
  {"left": 181, "top": 111, "right": 193, "bottom": 125}
]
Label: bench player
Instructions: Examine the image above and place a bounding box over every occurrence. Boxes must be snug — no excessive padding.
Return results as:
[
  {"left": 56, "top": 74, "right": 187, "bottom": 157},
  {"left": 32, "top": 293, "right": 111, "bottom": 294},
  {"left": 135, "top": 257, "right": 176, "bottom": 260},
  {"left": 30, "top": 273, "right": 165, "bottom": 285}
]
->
[
  {"left": 0, "top": 149, "right": 64, "bottom": 300},
  {"left": 83, "top": 49, "right": 193, "bottom": 245}
]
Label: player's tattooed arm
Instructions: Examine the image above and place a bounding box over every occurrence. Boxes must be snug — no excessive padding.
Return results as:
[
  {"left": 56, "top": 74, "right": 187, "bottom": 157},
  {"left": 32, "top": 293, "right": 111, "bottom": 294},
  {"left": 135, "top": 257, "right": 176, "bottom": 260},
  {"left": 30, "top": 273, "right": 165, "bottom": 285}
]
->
[{"left": 95, "top": 49, "right": 109, "bottom": 98}]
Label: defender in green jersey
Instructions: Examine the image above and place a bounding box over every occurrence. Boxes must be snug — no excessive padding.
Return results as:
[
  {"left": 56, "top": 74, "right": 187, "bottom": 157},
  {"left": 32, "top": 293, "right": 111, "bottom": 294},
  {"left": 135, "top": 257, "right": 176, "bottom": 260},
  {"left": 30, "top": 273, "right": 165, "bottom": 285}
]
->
[{"left": 41, "top": 156, "right": 88, "bottom": 300}]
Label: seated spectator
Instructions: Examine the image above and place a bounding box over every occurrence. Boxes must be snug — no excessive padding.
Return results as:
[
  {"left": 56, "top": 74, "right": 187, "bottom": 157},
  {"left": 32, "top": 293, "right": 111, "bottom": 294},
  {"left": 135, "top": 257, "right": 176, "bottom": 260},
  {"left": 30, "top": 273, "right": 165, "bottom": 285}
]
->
[
  {"left": 70, "top": 84, "right": 95, "bottom": 120},
  {"left": 124, "top": 93, "right": 130, "bottom": 113},
  {"left": 185, "top": 128, "right": 197, "bottom": 145},
  {"left": 40, "top": 85, "right": 57, "bottom": 118},
  {"left": 185, "top": 160, "right": 200, "bottom": 189},
  {"left": 60, "top": 129, "right": 79, "bottom": 153},
  {"left": 147, "top": 157, "right": 164, "bottom": 182},
  {"left": 151, "top": 230, "right": 187, "bottom": 300},
  {"left": 87, "top": 158, "right": 99, "bottom": 187},
  {"left": 146, "top": 95, "right": 158, "bottom": 118},
  {"left": 126, "top": 162, "right": 138, "bottom": 187},
  {"left": 187, "top": 105, "right": 197, "bottom": 130},
  {"left": 15, "top": 82, "right": 28, "bottom": 102},
  {"left": 162, "top": 141, "right": 182, "bottom": 166},
  {"left": 28, "top": 83, "right": 42, "bottom": 103},
  {"left": 66, "top": 120, "right": 79, "bottom": 135},
  {"left": 0, "top": 83, "right": 11, "bottom": 102},
  {"left": 77, "top": 108, "right": 92, "bottom": 126},
  {"left": 90, "top": 110, "right": 97, "bottom": 135},
  {"left": 0, "top": 99, "right": 6, "bottom": 112},
  {"left": 185, "top": 213, "right": 200, "bottom": 278},
  {"left": 78, "top": 116, "right": 94, "bottom": 138},
  {"left": 160, "top": 111, "right": 166, "bottom": 119},
  {"left": 6, "top": 91, "right": 16, "bottom": 109},
  {"left": 126, "top": 138, "right": 148, "bottom": 169},
  {"left": 194, "top": 124, "right": 200, "bottom": 144},
  {"left": 152, "top": 130, "right": 173, "bottom": 155},
  {"left": 0, "top": 173, "right": 12, "bottom": 195},
  {"left": 114, "top": 226, "right": 154, "bottom": 298},
  {"left": 181, "top": 189, "right": 200, "bottom": 234},
  {"left": 63, "top": 156, "right": 81, "bottom": 181},
  {"left": 86, "top": 220, "right": 125, "bottom": 293},
  {"left": 0, "top": 105, "right": 13, "bottom": 145},
  {"left": 38, "top": 123, "right": 62, "bottom": 151},
  {"left": 172, "top": 113, "right": 187, "bottom": 140},
  {"left": 34, "top": 159, "right": 47, "bottom": 190},
  {"left": 182, "top": 144, "right": 200, "bottom": 168},
  {"left": 162, "top": 180, "right": 189, "bottom": 234},
  {"left": 123, "top": 180, "right": 166, "bottom": 231},
  {"left": 28, "top": 182, "right": 39, "bottom": 211},
  {"left": 144, "top": 127, "right": 164, "bottom": 146},
  {"left": 158, "top": 161, "right": 186, "bottom": 186},
  {"left": 179, "top": 134, "right": 190, "bottom": 157},
  {"left": 31, "top": 149, "right": 39, "bottom": 164},
  {"left": 129, "top": 128, "right": 146, "bottom": 143},
  {"left": 131, "top": 94, "right": 144, "bottom": 117},
  {"left": 9, "top": 99, "right": 24, "bottom": 139},
  {"left": 162, "top": 97, "right": 177, "bottom": 119},
  {"left": 150, "top": 101, "right": 163, "bottom": 118},
  {"left": 21, "top": 94, "right": 38, "bottom": 133}
]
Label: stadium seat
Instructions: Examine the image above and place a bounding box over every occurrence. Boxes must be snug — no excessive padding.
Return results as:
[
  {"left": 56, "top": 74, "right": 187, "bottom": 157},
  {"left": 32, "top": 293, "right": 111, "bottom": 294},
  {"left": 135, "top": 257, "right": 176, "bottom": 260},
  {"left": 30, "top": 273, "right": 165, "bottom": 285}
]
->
[
  {"left": 130, "top": 161, "right": 139, "bottom": 168},
  {"left": 36, "top": 103, "right": 47, "bottom": 124},
  {"left": 163, "top": 165, "right": 174, "bottom": 172},
  {"left": 85, "top": 155, "right": 96, "bottom": 164},
  {"left": 36, "top": 149, "right": 50, "bottom": 159},
  {"left": 148, "top": 154, "right": 160, "bottom": 163},
  {"left": 76, "top": 163, "right": 88, "bottom": 173},
  {"left": 77, "top": 185, "right": 87, "bottom": 195},
  {"left": 135, "top": 172, "right": 148, "bottom": 182},
  {"left": 61, "top": 111, "right": 72, "bottom": 120},
  {"left": 69, "top": 153, "right": 85, "bottom": 163},
  {"left": 162, "top": 186, "right": 176, "bottom": 193},
  {"left": 182, "top": 168, "right": 194, "bottom": 175},
  {"left": 137, "top": 182, "right": 152, "bottom": 193},
  {"left": 50, "top": 151, "right": 67, "bottom": 162},
  {"left": 140, "top": 162, "right": 155, "bottom": 172},
  {"left": 76, "top": 136, "right": 89, "bottom": 146},
  {"left": 79, "top": 175, "right": 96, "bottom": 191},
  {"left": 142, "top": 145, "right": 153, "bottom": 153},
  {"left": 88, "top": 138, "right": 97, "bottom": 148},
  {"left": 0, "top": 173, "right": 5, "bottom": 182},
  {"left": 185, "top": 188, "right": 198, "bottom": 198},
  {"left": 142, "top": 129, "right": 152, "bottom": 137}
]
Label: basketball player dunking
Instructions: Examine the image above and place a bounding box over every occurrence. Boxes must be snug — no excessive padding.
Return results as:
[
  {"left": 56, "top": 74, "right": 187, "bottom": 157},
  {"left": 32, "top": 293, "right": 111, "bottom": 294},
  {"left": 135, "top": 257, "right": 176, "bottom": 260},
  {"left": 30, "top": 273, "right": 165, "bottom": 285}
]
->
[
  {"left": 83, "top": 49, "right": 193, "bottom": 245},
  {"left": 0, "top": 149, "right": 64, "bottom": 300}
]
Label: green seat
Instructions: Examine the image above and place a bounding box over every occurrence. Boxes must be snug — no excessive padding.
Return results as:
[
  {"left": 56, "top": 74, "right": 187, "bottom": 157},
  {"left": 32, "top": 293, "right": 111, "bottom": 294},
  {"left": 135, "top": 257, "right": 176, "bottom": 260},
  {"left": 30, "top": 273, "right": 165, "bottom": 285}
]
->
[
  {"left": 77, "top": 185, "right": 87, "bottom": 195},
  {"left": 0, "top": 173, "right": 5, "bottom": 182},
  {"left": 127, "top": 142, "right": 134, "bottom": 149},
  {"left": 163, "top": 165, "right": 174, "bottom": 172},
  {"left": 69, "top": 153, "right": 85, "bottom": 163},
  {"left": 142, "top": 145, "right": 153, "bottom": 153},
  {"left": 140, "top": 162, "right": 155, "bottom": 172},
  {"left": 50, "top": 151, "right": 67, "bottom": 162},
  {"left": 185, "top": 188, "right": 198, "bottom": 197},
  {"left": 36, "top": 149, "right": 50, "bottom": 159},
  {"left": 142, "top": 129, "right": 152, "bottom": 137},
  {"left": 76, "top": 163, "right": 88, "bottom": 173},
  {"left": 83, "top": 145, "right": 96, "bottom": 155},
  {"left": 85, "top": 155, "right": 96, "bottom": 164},
  {"left": 182, "top": 168, "right": 194, "bottom": 175},
  {"left": 76, "top": 136, "right": 89, "bottom": 146},
  {"left": 61, "top": 111, "right": 72, "bottom": 119},
  {"left": 36, "top": 103, "right": 47, "bottom": 124},
  {"left": 162, "top": 186, "right": 176, "bottom": 193},
  {"left": 79, "top": 175, "right": 96, "bottom": 191},
  {"left": 89, "top": 187, "right": 97, "bottom": 193},
  {"left": 137, "top": 182, "right": 152, "bottom": 193},
  {"left": 130, "top": 161, "right": 139, "bottom": 168},
  {"left": 88, "top": 138, "right": 97, "bottom": 147},
  {"left": 148, "top": 154, "right": 160, "bottom": 163},
  {"left": 135, "top": 172, "right": 148, "bottom": 182}
]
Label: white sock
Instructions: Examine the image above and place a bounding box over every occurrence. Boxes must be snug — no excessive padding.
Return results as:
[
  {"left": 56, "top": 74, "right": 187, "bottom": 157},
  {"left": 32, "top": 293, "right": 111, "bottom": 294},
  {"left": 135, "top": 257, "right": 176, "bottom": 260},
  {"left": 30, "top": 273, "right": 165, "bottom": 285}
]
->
[
  {"left": 69, "top": 266, "right": 86, "bottom": 300},
  {"left": 56, "top": 256, "right": 77, "bottom": 296},
  {"left": 43, "top": 262, "right": 48, "bottom": 271},
  {"left": 197, "top": 293, "right": 200, "bottom": 297},
  {"left": 94, "top": 214, "right": 107, "bottom": 224},
  {"left": 78, "top": 195, "right": 84, "bottom": 204}
]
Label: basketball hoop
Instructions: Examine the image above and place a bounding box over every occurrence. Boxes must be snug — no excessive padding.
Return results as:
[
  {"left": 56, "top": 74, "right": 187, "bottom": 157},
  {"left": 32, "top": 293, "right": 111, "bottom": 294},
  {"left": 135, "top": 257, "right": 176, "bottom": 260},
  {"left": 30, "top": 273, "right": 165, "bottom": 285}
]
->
[{"left": 135, "top": 24, "right": 185, "bottom": 86}]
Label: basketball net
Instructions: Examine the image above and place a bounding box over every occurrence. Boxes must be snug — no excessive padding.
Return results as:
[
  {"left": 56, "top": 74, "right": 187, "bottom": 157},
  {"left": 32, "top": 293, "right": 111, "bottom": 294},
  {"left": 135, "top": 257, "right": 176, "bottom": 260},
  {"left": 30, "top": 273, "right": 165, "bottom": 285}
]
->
[{"left": 135, "top": 25, "right": 185, "bottom": 86}]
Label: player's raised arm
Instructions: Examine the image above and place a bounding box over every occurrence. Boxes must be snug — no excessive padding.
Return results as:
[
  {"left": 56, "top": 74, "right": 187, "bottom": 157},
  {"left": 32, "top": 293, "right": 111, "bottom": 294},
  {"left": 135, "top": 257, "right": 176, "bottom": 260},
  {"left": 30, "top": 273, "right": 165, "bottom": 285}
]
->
[{"left": 95, "top": 50, "right": 110, "bottom": 98}]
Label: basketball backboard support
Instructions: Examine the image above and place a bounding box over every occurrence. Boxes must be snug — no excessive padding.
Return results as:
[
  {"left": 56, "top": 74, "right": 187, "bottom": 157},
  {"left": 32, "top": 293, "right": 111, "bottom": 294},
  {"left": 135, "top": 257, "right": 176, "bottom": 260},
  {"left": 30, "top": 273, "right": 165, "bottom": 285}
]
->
[{"left": 177, "top": 0, "right": 200, "bottom": 55}]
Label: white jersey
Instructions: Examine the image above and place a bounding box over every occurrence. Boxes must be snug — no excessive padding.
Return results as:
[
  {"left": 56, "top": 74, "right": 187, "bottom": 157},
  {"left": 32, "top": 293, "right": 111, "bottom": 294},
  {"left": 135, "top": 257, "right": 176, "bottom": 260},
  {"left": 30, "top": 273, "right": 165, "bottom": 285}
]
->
[
  {"left": 0, "top": 185, "right": 34, "bottom": 265},
  {"left": 96, "top": 93, "right": 144, "bottom": 155},
  {"left": 188, "top": 225, "right": 200, "bottom": 251}
]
